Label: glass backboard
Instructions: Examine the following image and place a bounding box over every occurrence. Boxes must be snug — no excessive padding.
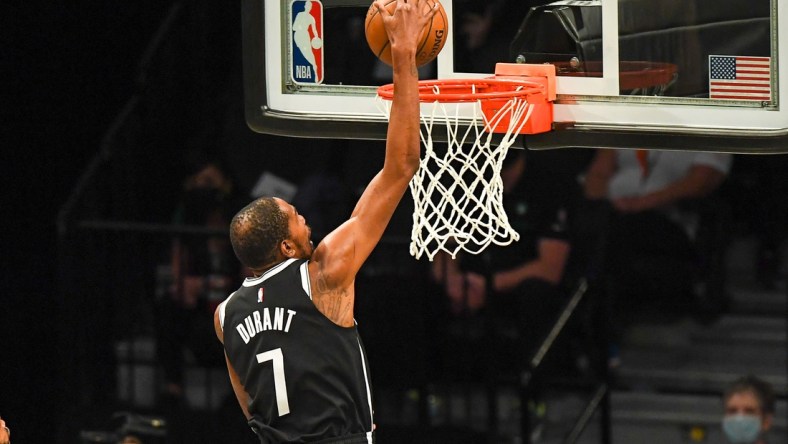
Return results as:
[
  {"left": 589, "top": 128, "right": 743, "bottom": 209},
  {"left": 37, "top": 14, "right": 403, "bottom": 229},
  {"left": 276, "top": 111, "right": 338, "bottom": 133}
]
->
[{"left": 242, "top": 0, "right": 787, "bottom": 153}]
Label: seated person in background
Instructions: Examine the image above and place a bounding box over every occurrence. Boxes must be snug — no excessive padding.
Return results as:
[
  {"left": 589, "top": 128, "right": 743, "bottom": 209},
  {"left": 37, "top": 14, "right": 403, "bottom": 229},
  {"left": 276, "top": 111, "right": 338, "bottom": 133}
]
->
[
  {"left": 452, "top": 0, "right": 537, "bottom": 73},
  {"left": 157, "top": 159, "right": 248, "bottom": 398},
  {"left": 722, "top": 375, "right": 776, "bottom": 444},
  {"left": 170, "top": 161, "right": 245, "bottom": 313},
  {"left": 582, "top": 149, "right": 732, "bottom": 339},
  {"left": 431, "top": 148, "right": 575, "bottom": 373}
]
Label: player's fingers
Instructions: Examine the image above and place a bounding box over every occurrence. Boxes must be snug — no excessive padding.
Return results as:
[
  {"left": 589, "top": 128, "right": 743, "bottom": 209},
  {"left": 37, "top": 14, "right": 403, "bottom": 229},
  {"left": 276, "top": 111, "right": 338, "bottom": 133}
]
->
[
  {"left": 372, "top": 0, "right": 388, "bottom": 17},
  {"left": 395, "top": 0, "right": 413, "bottom": 13},
  {"left": 423, "top": 0, "right": 439, "bottom": 19}
]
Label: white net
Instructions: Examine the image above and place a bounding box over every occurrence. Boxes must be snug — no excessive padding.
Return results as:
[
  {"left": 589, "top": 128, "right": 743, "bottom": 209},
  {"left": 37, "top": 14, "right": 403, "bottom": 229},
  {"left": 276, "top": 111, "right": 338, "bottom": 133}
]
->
[{"left": 377, "top": 85, "right": 534, "bottom": 261}]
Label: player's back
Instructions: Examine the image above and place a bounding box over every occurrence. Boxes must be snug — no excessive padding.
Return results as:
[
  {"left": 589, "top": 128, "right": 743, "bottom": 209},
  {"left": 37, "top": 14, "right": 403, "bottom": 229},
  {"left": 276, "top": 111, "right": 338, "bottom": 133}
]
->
[{"left": 219, "top": 258, "right": 373, "bottom": 443}]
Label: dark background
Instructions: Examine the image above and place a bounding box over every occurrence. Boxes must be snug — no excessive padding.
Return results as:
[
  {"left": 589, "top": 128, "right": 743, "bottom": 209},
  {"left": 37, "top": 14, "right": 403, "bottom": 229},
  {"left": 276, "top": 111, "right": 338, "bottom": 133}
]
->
[
  {"left": 3, "top": 1, "right": 388, "bottom": 441},
  {"left": 5, "top": 2, "right": 176, "bottom": 441},
  {"left": 6, "top": 1, "right": 255, "bottom": 441},
  {"left": 3, "top": 1, "right": 786, "bottom": 442}
]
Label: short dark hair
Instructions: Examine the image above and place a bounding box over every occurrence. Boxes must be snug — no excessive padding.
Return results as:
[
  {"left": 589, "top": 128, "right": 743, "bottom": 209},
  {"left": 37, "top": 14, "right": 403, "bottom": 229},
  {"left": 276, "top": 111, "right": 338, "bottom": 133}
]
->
[
  {"left": 724, "top": 375, "right": 776, "bottom": 415},
  {"left": 230, "top": 197, "right": 289, "bottom": 269}
]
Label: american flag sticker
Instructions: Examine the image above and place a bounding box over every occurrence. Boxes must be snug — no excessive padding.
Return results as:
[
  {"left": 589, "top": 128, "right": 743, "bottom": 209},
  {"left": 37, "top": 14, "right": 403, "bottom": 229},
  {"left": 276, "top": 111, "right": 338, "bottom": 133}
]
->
[{"left": 709, "top": 55, "right": 771, "bottom": 101}]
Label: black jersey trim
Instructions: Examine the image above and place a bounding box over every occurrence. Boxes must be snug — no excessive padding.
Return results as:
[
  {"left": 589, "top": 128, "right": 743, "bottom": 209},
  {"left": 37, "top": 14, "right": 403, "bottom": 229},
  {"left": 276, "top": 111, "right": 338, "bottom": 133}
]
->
[{"left": 242, "top": 258, "right": 298, "bottom": 287}]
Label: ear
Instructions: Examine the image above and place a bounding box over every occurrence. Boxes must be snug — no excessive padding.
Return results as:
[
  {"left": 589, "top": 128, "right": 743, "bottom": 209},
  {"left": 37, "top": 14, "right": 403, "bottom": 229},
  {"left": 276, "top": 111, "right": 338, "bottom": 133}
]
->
[
  {"left": 280, "top": 239, "right": 297, "bottom": 258},
  {"left": 762, "top": 413, "right": 773, "bottom": 431}
]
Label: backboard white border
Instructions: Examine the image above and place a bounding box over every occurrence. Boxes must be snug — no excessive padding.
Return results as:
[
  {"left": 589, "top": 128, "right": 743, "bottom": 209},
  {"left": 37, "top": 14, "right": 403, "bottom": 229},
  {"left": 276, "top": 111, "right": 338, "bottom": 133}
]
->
[
  {"left": 250, "top": 0, "right": 788, "bottom": 151},
  {"left": 265, "top": 0, "right": 381, "bottom": 120}
]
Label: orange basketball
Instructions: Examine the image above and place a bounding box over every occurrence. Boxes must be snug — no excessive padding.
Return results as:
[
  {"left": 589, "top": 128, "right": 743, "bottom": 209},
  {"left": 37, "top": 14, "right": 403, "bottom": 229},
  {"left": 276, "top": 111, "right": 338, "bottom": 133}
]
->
[{"left": 365, "top": 0, "right": 448, "bottom": 67}]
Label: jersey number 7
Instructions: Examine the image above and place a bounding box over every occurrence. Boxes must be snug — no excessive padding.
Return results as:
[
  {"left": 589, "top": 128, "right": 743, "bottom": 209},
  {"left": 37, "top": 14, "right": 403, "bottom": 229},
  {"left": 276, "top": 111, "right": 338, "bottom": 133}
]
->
[{"left": 257, "top": 348, "right": 291, "bottom": 416}]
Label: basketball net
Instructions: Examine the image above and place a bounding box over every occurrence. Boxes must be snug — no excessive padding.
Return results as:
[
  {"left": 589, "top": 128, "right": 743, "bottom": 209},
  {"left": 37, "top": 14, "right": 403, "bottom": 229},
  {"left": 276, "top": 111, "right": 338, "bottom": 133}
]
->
[{"left": 377, "top": 83, "right": 535, "bottom": 261}]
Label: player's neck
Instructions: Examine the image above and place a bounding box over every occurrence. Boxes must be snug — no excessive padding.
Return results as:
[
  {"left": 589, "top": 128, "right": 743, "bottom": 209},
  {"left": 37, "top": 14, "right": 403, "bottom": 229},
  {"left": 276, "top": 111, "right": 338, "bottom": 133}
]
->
[{"left": 251, "top": 258, "right": 287, "bottom": 277}]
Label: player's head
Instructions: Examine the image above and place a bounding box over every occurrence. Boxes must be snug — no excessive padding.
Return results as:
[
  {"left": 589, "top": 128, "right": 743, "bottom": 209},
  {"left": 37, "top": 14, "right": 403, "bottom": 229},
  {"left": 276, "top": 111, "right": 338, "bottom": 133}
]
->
[
  {"left": 722, "top": 375, "right": 775, "bottom": 443},
  {"left": 230, "top": 197, "right": 314, "bottom": 271},
  {"left": 304, "top": 0, "right": 312, "bottom": 12}
]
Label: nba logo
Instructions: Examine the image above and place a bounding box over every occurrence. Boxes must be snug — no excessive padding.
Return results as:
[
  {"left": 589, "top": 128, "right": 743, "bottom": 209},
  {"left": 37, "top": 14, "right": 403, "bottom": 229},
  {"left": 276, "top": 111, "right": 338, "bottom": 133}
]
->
[{"left": 291, "top": 0, "right": 324, "bottom": 84}]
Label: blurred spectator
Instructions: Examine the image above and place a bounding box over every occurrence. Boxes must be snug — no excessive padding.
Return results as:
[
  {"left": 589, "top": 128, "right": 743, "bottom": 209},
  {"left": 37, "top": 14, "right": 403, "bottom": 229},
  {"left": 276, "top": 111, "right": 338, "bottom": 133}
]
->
[
  {"left": 429, "top": 148, "right": 584, "bottom": 440},
  {"left": 452, "top": 1, "right": 541, "bottom": 73},
  {"left": 156, "top": 158, "right": 248, "bottom": 399},
  {"left": 583, "top": 149, "right": 732, "bottom": 362},
  {"left": 725, "top": 155, "right": 788, "bottom": 290},
  {"left": 722, "top": 375, "right": 776, "bottom": 444},
  {"left": 430, "top": 149, "right": 577, "bottom": 377},
  {"left": 432, "top": 149, "right": 571, "bottom": 312}
]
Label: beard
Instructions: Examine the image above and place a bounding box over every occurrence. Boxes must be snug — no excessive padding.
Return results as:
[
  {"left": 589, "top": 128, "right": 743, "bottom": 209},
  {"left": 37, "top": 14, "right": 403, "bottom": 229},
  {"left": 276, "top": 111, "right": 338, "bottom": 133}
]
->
[
  {"left": 303, "top": 240, "right": 314, "bottom": 258},
  {"left": 300, "top": 227, "right": 314, "bottom": 258}
]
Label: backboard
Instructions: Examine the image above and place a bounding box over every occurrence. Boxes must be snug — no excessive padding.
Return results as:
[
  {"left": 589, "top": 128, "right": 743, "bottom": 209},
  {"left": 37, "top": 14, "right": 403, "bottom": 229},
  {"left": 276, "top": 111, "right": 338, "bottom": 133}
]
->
[{"left": 242, "top": 0, "right": 787, "bottom": 153}]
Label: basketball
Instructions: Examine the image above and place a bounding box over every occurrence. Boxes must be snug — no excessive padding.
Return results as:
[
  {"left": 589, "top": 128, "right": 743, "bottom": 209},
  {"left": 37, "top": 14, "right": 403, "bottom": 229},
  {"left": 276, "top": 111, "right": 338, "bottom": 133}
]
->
[{"left": 365, "top": 0, "right": 448, "bottom": 67}]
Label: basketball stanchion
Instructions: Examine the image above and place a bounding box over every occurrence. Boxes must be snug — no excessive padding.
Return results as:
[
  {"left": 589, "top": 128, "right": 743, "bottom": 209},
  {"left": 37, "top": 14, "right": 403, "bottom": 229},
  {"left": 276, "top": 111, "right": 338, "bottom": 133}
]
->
[{"left": 376, "top": 64, "right": 556, "bottom": 261}]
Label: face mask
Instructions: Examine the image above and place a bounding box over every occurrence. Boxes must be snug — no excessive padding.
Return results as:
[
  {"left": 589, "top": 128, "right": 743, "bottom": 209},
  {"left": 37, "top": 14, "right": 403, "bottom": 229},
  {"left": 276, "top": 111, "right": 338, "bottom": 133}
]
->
[{"left": 723, "top": 414, "right": 761, "bottom": 443}]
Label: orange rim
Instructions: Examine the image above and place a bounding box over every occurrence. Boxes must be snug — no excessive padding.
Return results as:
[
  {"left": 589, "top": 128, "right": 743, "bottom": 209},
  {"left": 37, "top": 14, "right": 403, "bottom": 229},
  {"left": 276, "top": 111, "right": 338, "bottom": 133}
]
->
[{"left": 377, "top": 78, "right": 544, "bottom": 102}]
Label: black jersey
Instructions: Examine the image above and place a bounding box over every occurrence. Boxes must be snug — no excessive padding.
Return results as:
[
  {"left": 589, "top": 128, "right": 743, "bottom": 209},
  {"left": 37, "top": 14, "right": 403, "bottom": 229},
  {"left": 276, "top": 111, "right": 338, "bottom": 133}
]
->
[{"left": 219, "top": 258, "right": 374, "bottom": 443}]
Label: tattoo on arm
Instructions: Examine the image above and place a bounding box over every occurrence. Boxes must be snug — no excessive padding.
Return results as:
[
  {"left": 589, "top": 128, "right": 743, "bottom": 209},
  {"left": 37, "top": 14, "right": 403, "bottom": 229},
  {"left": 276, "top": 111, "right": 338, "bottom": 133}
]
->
[{"left": 315, "top": 270, "right": 353, "bottom": 322}]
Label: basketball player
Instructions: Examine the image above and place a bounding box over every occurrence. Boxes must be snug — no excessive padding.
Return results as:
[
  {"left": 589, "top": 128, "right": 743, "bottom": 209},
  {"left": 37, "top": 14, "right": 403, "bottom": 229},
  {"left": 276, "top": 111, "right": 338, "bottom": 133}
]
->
[{"left": 214, "top": 1, "right": 438, "bottom": 442}]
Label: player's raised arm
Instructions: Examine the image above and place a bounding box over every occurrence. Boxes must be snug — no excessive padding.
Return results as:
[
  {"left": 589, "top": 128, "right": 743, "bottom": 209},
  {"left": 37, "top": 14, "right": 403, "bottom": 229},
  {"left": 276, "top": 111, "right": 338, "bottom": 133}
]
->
[{"left": 310, "top": 1, "right": 438, "bottom": 288}]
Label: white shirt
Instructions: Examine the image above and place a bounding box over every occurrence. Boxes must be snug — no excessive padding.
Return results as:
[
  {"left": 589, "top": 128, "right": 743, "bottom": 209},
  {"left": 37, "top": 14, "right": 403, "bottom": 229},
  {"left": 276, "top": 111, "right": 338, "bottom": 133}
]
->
[
  {"left": 606, "top": 150, "right": 733, "bottom": 239},
  {"left": 608, "top": 150, "right": 733, "bottom": 200}
]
